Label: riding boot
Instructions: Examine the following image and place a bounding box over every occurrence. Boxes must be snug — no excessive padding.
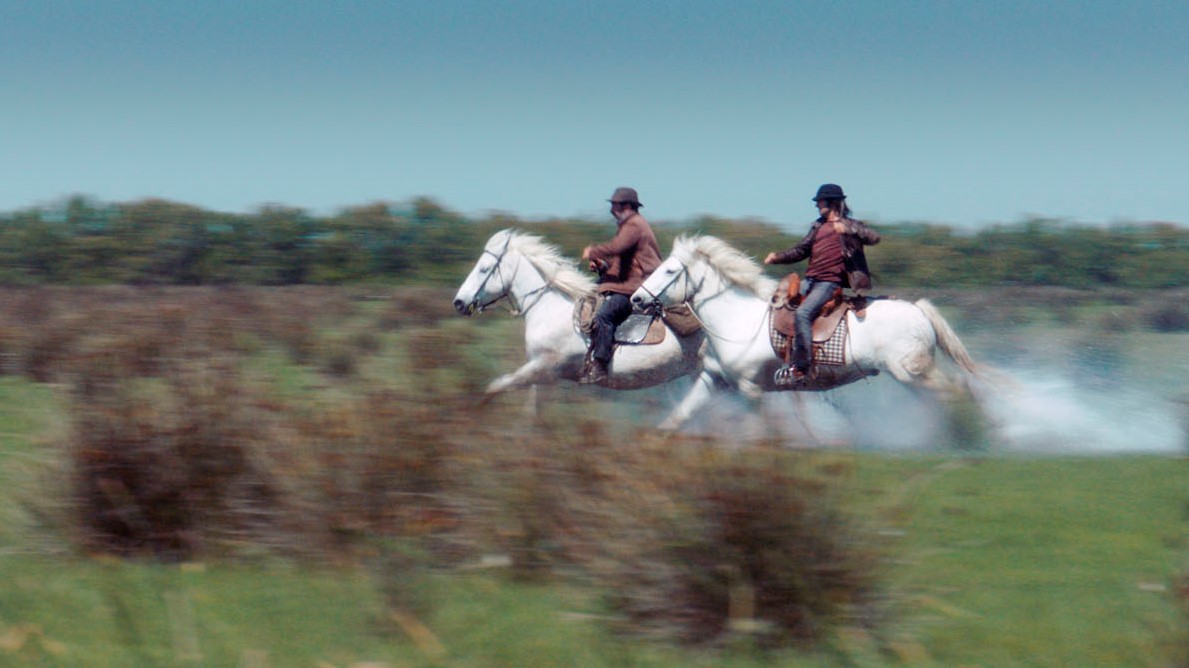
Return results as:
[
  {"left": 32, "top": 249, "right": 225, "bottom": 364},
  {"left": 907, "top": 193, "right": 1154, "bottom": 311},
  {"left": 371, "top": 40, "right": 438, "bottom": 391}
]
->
[{"left": 579, "top": 356, "right": 609, "bottom": 384}]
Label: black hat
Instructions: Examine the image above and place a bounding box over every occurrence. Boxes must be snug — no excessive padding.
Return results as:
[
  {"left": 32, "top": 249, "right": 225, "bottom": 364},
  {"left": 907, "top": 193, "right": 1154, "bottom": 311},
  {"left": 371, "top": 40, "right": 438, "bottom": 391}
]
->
[
  {"left": 812, "top": 183, "right": 846, "bottom": 201},
  {"left": 608, "top": 187, "right": 643, "bottom": 207}
]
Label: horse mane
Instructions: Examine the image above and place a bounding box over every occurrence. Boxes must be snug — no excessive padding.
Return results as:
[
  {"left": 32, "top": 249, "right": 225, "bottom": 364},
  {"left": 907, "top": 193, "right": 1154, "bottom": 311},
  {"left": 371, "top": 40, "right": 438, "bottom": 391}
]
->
[
  {"left": 673, "top": 235, "right": 777, "bottom": 297},
  {"left": 497, "top": 229, "right": 596, "bottom": 299}
]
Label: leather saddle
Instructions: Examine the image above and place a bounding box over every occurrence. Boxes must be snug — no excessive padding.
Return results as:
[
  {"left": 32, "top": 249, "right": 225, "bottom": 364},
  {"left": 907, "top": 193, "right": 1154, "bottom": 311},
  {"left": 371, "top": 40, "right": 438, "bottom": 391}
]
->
[
  {"left": 769, "top": 273, "right": 870, "bottom": 362},
  {"left": 574, "top": 295, "right": 666, "bottom": 345}
]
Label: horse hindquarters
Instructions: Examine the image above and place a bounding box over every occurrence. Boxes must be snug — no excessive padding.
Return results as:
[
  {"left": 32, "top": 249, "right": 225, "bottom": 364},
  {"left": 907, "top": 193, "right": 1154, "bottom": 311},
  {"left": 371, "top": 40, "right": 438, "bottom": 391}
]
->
[
  {"left": 913, "top": 300, "right": 980, "bottom": 375},
  {"left": 845, "top": 301, "right": 951, "bottom": 390},
  {"left": 861, "top": 301, "right": 984, "bottom": 406}
]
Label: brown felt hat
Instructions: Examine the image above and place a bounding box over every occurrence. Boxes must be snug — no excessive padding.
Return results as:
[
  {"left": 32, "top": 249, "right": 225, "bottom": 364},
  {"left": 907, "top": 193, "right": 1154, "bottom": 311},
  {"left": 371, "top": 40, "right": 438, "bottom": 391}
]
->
[{"left": 608, "top": 187, "right": 643, "bottom": 207}]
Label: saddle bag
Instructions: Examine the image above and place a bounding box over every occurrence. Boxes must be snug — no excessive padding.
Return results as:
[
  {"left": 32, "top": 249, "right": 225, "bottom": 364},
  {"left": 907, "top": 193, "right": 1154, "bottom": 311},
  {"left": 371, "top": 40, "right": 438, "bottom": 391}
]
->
[{"left": 661, "top": 304, "right": 702, "bottom": 337}]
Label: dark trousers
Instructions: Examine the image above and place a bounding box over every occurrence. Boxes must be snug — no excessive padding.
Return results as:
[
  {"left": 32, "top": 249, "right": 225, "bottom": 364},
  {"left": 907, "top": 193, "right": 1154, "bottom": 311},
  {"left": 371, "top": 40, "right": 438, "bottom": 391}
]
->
[
  {"left": 793, "top": 279, "right": 840, "bottom": 371},
  {"left": 590, "top": 292, "right": 633, "bottom": 365}
]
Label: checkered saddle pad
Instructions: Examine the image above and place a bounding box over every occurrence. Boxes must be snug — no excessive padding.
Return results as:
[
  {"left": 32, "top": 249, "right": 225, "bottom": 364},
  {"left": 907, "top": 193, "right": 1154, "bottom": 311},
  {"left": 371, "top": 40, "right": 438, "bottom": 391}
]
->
[{"left": 768, "top": 305, "right": 849, "bottom": 367}]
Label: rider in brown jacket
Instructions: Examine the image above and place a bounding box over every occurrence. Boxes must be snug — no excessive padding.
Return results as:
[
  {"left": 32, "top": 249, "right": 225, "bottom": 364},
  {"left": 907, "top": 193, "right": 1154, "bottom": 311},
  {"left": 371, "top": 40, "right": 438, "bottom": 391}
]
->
[
  {"left": 579, "top": 187, "right": 662, "bottom": 384},
  {"left": 764, "top": 183, "right": 880, "bottom": 380}
]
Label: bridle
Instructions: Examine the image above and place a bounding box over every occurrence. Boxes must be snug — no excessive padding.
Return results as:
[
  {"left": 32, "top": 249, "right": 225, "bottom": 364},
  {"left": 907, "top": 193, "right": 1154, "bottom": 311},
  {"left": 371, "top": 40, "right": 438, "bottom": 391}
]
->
[
  {"left": 638, "top": 255, "right": 768, "bottom": 345},
  {"left": 635, "top": 260, "right": 703, "bottom": 316},
  {"left": 465, "top": 237, "right": 550, "bottom": 316}
]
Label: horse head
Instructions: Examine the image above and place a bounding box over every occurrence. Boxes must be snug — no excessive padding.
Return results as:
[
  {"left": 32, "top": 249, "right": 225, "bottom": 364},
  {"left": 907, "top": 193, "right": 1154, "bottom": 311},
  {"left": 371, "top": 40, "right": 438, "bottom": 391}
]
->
[
  {"left": 633, "top": 235, "right": 773, "bottom": 312},
  {"left": 454, "top": 230, "right": 596, "bottom": 316},
  {"left": 632, "top": 250, "right": 696, "bottom": 313},
  {"left": 453, "top": 229, "right": 518, "bottom": 315}
]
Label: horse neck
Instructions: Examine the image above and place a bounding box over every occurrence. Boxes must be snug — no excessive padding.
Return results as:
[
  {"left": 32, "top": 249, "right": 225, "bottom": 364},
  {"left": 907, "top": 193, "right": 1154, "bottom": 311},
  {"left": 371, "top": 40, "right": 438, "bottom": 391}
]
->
[
  {"left": 698, "top": 284, "right": 767, "bottom": 321},
  {"left": 688, "top": 267, "right": 769, "bottom": 332},
  {"left": 506, "top": 254, "right": 572, "bottom": 319},
  {"left": 685, "top": 264, "right": 734, "bottom": 311},
  {"left": 500, "top": 252, "right": 537, "bottom": 296}
]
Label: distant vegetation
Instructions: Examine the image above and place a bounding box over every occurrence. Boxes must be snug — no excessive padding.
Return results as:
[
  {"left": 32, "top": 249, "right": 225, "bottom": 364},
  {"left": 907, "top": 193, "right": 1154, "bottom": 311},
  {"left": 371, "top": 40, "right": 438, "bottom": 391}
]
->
[{"left": 2, "top": 195, "right": 1185, "bottom": 288}]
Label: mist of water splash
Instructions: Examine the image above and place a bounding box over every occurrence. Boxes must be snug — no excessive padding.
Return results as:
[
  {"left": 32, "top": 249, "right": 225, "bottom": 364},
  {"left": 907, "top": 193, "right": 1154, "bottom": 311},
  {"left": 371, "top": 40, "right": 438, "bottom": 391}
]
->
[
  {"left": 681, "top": 369, "right": 1185, "bottom": 455},
  {"left": 978, "top": 370, "right": 1185, "bottom": 454}
]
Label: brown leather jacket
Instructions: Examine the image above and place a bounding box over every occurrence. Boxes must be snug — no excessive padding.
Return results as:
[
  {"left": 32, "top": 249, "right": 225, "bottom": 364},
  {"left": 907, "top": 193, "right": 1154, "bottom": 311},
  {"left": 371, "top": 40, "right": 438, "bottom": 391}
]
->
[
  {"left": 769, "top": 217, "right": 881, "bottom": 292},
  {"left": 586, "top": 212, "right": 662, "bottom": 295}
]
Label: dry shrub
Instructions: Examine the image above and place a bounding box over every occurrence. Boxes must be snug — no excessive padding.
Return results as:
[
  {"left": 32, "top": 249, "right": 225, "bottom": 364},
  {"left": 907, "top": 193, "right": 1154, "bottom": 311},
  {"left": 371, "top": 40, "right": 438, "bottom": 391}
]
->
[
  {"left": 404, "top": 326, "right": 489, "bottom": 396},
  {"left": 1143, "top": 301, "right": 1189, "bottom": 333},
  {"left": 282, "top": 391, "right": 469, "bottom": 560},
  {"left": 350, "top": 328, "right": 382, "bottom": 355},
  {"left": 260, "top": 302, "right": 318, "bottom": 364},
  {"left": 68, "top": 359, "right": 282, "bottom": 560},
  {"left": 378, "top": 287, "right": 456, "bottom": 330},
  {"left": 587, "top": 439, "right": 881, "bottom": 646},
  {"left": 319, "top": 338, "right": 360, "bottom": 379},
  {"left": 34, "top": 284, "right": 882, "bottom": 648},
  {"left": 65, "top": 350, "right": 476, "bottom": 563},
  {"left": 1172, "top": 565, "right": 1189, "bottom": 668},
  {"left": 0, "top": 323, "right": 18, "bottom": 375},
  {"left": 21, "top": 316, "right": 85, "bottom": 383},
  {"left": 453, "top": 421, "right": 882, "bottom": 646},
  {"left": 0, "top": 287, "right": 223, "bottom": 382},
  {"left": 27, "top": 285, "right": 485, "bottom": 563},
  {"left": 471, "top": 424, "right": 581, "bottom": 579}
]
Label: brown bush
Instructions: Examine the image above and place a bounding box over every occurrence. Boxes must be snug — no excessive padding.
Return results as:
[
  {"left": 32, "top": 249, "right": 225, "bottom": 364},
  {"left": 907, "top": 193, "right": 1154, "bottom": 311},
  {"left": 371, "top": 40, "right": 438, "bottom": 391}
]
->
[
  {"left": 446, "top": 421, "right": 883, "bottom": 646},
  {"left": 377, "top": 287, "right": 456, "bottom": 330},
  {"left": 64, "top": 346, "right": 480, "bottom": 563},
  {"left": 68, "top": 359, "right": 282, "bottom": 559},
  {"left": 30, "top": 284, "right": 885, "bottom": 650},
  {"left": 283, "top": 391, "right": 471, "bottom": 559},
  {"left": 1171, "top": 565, "right": 1189, "bottom": 667},
  {"left": 591, "top": 441, "right": 882, "bottom": 646},
  {"left": 1143, "top": 301, "right": 1189, "bottom": 333}
]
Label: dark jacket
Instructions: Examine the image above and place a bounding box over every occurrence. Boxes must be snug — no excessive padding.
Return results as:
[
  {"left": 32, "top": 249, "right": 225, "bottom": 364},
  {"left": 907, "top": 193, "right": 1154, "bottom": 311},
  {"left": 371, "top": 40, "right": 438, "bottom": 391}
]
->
[
  {"left": 585, "top": 212, "right": 662, "bottom": 295},
  {"left": 769, "top": 217, "right": 881, "bottom": 292}
]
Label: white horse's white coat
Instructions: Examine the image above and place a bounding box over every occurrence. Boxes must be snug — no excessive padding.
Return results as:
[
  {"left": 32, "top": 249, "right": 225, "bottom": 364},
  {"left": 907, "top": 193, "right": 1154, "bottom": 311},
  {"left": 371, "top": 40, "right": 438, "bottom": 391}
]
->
[
  {"left": 631, "top": 236, "right": 984, "bottom": 410},
  {"left": 453, "top": 230, "right": 709, "bottom": 427}
]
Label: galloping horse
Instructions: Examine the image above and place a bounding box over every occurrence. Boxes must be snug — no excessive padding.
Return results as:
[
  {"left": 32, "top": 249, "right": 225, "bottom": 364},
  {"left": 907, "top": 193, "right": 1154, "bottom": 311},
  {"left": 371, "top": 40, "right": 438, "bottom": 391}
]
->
[
  {"left": 631, "top": 235, "right": 989, "bottom": 432},
  {"left": 453, "top": 230, "right": 710, "bottom": 426}
]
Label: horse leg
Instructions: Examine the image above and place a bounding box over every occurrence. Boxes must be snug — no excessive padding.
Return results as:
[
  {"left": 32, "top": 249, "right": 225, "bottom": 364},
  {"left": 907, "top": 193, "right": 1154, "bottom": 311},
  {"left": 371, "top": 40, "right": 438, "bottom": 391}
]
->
[
  {"left": 891, "top": 355, "right": 989, "bottom": 450},
  {"left": 523, "top": 384, "right": 540, "bottom": 417},
  {"left": 658, "top": 370, "right": 718, "bottom": 431},
  {"left": 787, "top": 391, "right": 826, "bottom": 446},
  {"left": 486, "top": 357, "right": 553, "bottom": 395}
]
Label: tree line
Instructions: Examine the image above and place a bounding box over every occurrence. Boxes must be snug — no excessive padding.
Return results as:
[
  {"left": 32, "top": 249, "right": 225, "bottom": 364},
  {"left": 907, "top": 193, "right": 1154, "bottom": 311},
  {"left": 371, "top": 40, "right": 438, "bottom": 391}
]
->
[{"left": 1, "top": 195, "right": 1185, "bottom": 288}]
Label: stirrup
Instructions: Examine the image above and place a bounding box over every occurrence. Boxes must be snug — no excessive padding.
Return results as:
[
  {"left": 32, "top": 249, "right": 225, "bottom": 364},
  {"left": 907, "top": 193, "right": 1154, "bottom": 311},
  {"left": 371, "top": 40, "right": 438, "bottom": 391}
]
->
[{"left": 774, "top": 365, "right": 807, "bottom": 386}]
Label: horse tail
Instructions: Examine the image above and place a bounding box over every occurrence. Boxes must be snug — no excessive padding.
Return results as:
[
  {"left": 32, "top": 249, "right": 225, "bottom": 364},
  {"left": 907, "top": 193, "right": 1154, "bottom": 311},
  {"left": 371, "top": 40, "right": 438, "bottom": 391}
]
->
[{"left": 914, "top": 299, "right": 981, "bottom": 376}]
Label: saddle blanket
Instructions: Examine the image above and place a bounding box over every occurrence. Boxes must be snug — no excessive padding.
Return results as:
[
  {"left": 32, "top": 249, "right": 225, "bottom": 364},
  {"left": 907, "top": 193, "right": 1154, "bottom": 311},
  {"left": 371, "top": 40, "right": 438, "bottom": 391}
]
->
[{"left": 768, "top": 310, "right": 848, "bottom": 367}]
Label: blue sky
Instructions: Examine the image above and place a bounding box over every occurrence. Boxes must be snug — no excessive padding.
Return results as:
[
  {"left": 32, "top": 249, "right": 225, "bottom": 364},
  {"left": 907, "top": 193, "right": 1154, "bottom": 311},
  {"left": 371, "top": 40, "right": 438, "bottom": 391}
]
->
[{"left": 2, "top": 1, "right": 1187, "bottom": 228}]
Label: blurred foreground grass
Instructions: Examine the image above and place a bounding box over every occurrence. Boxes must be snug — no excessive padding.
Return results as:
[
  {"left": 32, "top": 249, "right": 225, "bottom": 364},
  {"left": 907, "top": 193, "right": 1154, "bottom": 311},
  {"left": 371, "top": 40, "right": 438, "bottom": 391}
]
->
[
  {"left": 1, "top": 371, "right": 1184, "bottom": 665},
  {"left": 1, "top": 460, "right": 1183, "bottom": 666},
  {"left": 0, "top": 286, "right": 1185, "bottom": 666}
]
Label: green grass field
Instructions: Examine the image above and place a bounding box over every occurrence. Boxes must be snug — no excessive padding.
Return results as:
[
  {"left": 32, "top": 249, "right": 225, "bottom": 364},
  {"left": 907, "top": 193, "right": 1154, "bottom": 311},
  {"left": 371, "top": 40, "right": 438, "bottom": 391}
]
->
[{"left": 1, "top": 371, "right": 1185, "bottom": 666}]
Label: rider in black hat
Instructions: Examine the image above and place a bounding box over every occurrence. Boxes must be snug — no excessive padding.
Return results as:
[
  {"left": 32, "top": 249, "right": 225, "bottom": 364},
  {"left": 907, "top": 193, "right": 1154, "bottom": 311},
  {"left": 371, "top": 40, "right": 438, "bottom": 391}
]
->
[{"left": 764, "top": 184, "right": 881, "bottom": 381}]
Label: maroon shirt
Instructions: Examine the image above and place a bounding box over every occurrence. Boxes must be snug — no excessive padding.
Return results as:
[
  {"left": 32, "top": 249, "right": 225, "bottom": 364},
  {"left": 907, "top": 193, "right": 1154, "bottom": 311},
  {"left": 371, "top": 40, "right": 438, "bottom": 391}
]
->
[
  {"left": 805, "top": 222, "right": 846, "bottom": 283},
  {"left": 768, "top": 217, "right": 881, "bottom": 292}
]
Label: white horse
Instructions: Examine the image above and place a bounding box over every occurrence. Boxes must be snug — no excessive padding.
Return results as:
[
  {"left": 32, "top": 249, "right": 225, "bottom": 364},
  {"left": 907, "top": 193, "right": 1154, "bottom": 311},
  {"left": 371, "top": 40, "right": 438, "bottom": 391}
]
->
[
  {"left": 453, "top": 229, "right": 710, "bottom": 426},
  {"left": 630, "top": 235, "right": 990, "bottom": 438}
]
